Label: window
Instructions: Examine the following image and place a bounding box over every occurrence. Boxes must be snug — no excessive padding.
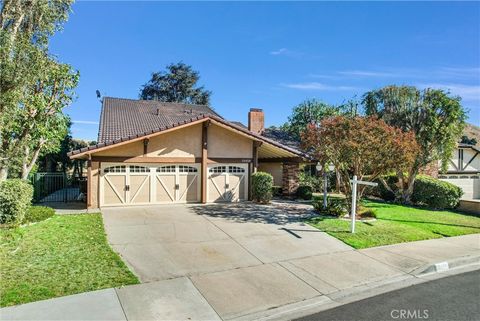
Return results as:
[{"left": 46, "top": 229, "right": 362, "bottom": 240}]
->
[
  {"left": 229, "top": 166, "right": 245, "bottom": 173},
  {"left": 104, "top": 165, "right": 126, "bottom": 173},
  {"left": 179, "top": 165, "right": 197, "bottom": 173},
  {"left": 209, "top": 166, "right": 227, "bottom": 173},
  {"left": 130, "top": 165, "right": 149, "bottom": 173},
  {"left": 157, "top": 165, "right": 176, "bottom": 173}
]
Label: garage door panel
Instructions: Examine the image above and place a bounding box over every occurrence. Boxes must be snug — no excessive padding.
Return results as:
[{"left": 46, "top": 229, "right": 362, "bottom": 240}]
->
[
  {"left": 130, "top": 175, "right": 150, "bottom": 203},
  {"left": 178, "top": 175, "right": 199, "bottom": 202},
  {"left": 104, "top": 175, "right": 126, "bottom": 205},
  {"left": 156, "top": 175, "right": 176, "bottom": 202},
  {"left": 209, "top": 174, "right": 226, "bottom": 202},
  {"left": 230, "top": 174, "right": 245, "bottom": 201}
]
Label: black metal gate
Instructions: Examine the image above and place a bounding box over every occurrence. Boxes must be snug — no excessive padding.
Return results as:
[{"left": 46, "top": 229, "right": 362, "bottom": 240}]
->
[{"left": 31, "top": 172, "right": 86, "bottom": 203}]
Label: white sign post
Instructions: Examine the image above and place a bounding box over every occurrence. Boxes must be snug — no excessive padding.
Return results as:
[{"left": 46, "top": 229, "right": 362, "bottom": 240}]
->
[{"left": 350, "top": 175, "right": 378, "bottom": 233}]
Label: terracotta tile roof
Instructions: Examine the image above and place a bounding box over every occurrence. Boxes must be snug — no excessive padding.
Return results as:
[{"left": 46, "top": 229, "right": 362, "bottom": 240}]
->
[
  {"left": 68, "top": 97, "right": 311, "bottom": 159},
  {"left": 98, "top": 97, "right": 221, "bottom": 143}
]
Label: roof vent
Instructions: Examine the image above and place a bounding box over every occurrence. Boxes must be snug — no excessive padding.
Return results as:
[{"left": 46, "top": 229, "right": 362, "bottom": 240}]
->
[{"left": 156, "top": 108, "right": 160, "bottom": 116}]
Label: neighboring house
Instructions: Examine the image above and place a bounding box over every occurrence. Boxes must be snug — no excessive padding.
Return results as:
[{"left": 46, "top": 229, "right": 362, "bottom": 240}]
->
[
  {"left": 68, "top": 97, "right": 310, "bottom": 208},
  {"left": 438, "top": 143, "right": 480, "bottom": 199}
]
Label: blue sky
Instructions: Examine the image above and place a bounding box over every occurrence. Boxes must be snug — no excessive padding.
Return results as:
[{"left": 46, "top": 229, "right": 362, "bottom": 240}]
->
[{"left": 50, "top": 1, "right": 480, "bottom": 141}]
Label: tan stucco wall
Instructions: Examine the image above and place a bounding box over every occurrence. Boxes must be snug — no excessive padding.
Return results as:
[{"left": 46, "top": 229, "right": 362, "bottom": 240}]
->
[
  {"left": 208, "top": 124, "right": 253, "bottom": 158},
  {"left": 94, "top": 124, "right": 203, "bottom": 158},
  {"left": 89, "top": 161, "right": 99, "bottom": 209},
  {"left": 95, "top": 141, "right": 144, "bottom": 157},
  {"left": 258, "top": 162, "right": 283, "bottom": 186},
  {"left": 146, "top": 123, "right": 202, "bottom": 158}
]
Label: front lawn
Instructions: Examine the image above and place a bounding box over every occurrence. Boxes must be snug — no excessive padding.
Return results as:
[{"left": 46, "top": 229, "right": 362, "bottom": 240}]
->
[
  {"left": 308, "top": 200, "right": 480, "bottom": 249},
  {"left": 0, "top": 214, "right": 139, "bottom": 307}
]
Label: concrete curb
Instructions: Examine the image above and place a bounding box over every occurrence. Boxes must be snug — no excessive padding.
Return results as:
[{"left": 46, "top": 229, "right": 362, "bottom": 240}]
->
[
  {"left": 229, "top": 258, "right": 480, "bottom": 321},
  {"left": 413, "top": 255, "right": 480, "bottom": 275}
]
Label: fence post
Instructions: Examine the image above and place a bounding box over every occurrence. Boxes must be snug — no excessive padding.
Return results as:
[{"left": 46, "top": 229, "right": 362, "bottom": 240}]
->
[{"left": 63, "top": 172, "right": 67, "bottom": 202}]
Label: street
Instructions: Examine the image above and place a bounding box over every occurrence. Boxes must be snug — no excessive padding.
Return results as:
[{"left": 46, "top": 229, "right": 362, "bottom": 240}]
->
[{"left": 296, "top": 270, "right": 480, "bottom": 321}]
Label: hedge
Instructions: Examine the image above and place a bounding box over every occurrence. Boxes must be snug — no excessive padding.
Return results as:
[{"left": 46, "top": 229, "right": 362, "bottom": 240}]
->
[
  {"left": 296, "top": 185, "right": 313, "bottom": 200},
  {"left": 370, "top": 174, "right": 463, "bottom": 210},
  {"left": 23, "top": 206, "right": 55, "bottom": 224},
  {"left": 252, "top": 172, "right": 273, "bottom": 203},
  {"left": 412, "top": 175, "right": 463, "bottom": 209},
  {"left": 0, "top": 179, "right": 34, "bottom": 226}
]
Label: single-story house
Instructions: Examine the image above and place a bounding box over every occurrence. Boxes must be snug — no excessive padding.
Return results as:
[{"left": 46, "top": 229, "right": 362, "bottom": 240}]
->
[
  {"left": 68, "top": 97, "right": 311, "bottom": 208},
  {"left": 438, "top": 143, "right": 480, "bottom": 200}
]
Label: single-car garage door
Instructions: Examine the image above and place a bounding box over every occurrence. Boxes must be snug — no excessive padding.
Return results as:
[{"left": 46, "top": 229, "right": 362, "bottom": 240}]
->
[
  {"left": 100, "top": 164, "right": 200, "bottom": 207},
  {"left": 207, "top": 164, "right": 248, "bottom": 202}
]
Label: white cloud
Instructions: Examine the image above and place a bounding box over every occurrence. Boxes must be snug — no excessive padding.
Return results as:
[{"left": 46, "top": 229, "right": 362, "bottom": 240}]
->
[
  {"left": 308, "top": 66, "right": 479, "bottom": 81},
  {"left": 270, "top": 48, "right": 289, "bottom": 55},
  {"left": 417, "top": 83, "right": 480, "bottom": 102},
  {"left": 337, "top": 70, "right": 398, "bottom": 78},
  {"left": 73, "top": 120, "right": 99, "bottom": 125},
  {"left": 283, "top": 82, "right": 359, "bottom": 91}
]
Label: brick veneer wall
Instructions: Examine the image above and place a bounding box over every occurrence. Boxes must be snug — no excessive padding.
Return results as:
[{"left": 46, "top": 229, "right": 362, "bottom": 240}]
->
[{"left": 282, "top": 163, "right": 300, "bottom": 196}]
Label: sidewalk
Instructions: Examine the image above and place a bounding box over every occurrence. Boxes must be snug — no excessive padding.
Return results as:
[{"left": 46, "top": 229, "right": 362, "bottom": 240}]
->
[{"left": 1, "top": 234, "right": 479, "bottom": 321}]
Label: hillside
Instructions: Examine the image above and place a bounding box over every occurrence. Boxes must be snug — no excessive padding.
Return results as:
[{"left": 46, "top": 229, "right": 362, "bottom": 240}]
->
[{"left": 463, "top": 123, "right": 480, "bottom": 146}]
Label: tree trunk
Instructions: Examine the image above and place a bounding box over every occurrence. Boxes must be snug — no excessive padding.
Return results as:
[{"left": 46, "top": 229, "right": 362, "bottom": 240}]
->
[
  {"left": 21, "top": 143, "right": 43, "bottom": 180},
  {"left": 396, "top": 168, "right": 418, "bottom": 204},
  {"left": 0, "top": 166, "right": 8, "bottom": 181}
]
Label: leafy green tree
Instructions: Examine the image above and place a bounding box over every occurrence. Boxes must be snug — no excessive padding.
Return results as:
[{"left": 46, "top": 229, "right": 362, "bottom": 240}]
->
[
  {"left": 363, "top": 85, "right": 466, "bottom": 203},
  {"left": 140, "top": 62, "right": 211, "bottom": 105},
  {"left": 282, "top": 99, "right": 343, "bottom": 139},
  {"left": 0, "top": 0, "right": 77, "bottom": 180}
]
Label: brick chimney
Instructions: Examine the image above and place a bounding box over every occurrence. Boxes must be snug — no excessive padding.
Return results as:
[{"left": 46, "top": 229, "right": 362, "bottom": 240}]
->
[{"left": 248, "top": 108, "right": 264, "bottom": 134}]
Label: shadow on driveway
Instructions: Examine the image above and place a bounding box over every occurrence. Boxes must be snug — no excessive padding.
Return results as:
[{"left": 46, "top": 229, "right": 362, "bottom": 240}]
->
[{"left": 190, "top": 201, "right": 316, "bottom": 225}]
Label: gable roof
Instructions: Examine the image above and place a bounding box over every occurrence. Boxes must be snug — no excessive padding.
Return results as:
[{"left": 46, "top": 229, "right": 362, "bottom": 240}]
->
[
  {"left": 69, "top": 97, "right": 310, "bottom": 160},
  {"left": 98, "top": 97, "right": 221, "bottom": 143}
]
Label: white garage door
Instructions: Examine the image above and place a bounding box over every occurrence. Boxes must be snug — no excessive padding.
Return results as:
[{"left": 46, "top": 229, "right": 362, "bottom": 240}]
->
[
  {"left": 101, "top": 164, "right": 200, "bottom": 207},
  {"left": 439, "top": 174, "right": 480, "bottom": 199},
  {"left": 207, "top": 164, "right": 248, "bottom": 202}
]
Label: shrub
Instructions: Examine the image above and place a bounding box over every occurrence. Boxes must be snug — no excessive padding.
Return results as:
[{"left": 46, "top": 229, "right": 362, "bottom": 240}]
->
[
  {"left": 313, "top": 197, "right": 348, "bottom": 217},
  {"left": 272, "top": 186, "right": 283, "bottom": 197},
  {"left": 412, "top": 175, "right": 463, "bottom": 209},
  {"left": 0, "top": 179, "right": 34, "bottom": 225},
  {"left": 23, "top": 206, "right": 55, "bottom": 224},
  {"left": 358, "top": 207, "right": 377, "bottom": 218},
  {"left": 296, "top": 185, "right": 313, "bottom": 200},
  {"left": 299, "top": 172, "right": 322, "bottom": 192},
  {"left": 252, "top": 172, "right": 273, "bottom": 203}
]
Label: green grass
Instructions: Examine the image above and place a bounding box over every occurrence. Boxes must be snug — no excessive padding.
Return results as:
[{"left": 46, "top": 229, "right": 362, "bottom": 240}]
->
[
  {"left": 0, "top": 214, "right": 139, "bottom": 307},
  {"left": 308, "top": 200, "right": 480, "bottom": 249}
]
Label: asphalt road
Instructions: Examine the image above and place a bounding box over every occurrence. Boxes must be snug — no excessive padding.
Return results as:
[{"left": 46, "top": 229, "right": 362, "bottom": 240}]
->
[{"left": 296, "top": 270, "right": 480, "bottom": 321}]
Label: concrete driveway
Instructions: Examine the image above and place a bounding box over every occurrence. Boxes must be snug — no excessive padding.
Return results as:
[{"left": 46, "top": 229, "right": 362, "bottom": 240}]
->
[
  {"left": 101, "top": 201, "right": 352, "bottom": 282},
  {"left": 101, "top": 201, "right": 409, "bottom": 320}
]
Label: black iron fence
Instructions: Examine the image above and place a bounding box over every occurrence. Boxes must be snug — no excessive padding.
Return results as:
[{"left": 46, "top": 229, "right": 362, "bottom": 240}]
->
[{"left": 31, "top": 172, "right": 86, "bottom": 203}]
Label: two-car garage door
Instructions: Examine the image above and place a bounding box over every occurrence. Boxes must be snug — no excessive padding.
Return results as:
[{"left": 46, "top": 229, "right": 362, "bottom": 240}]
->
[
  {"left": 100, "top": 163, "right": 248, "bottom": 207},
  {"left": 101, "top": 164, "right": 200, "bottom": 207}
]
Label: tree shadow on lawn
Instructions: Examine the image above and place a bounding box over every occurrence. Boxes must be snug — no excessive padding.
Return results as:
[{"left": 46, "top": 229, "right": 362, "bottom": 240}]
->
[
  {"left": 190, "top": 201, "right": 316, "bottom": 225},
  {"left": 379, "top": 217, "right": 480, "bottom": 230}
]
